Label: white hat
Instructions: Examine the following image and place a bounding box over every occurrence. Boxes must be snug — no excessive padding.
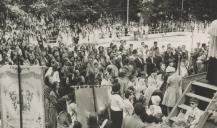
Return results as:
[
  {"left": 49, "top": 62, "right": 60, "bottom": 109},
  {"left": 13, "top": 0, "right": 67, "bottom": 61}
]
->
[
  {"left": 151, "top": 95, "right": 161, "bottom": 105},
  {"left": 166, "top": 66, "right": 176, "bottom": 73}
]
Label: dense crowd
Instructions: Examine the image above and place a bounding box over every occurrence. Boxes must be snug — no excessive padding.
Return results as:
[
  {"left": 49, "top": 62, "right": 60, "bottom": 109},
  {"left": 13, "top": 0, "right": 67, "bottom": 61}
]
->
[
  {"left": 0, "top": 15, "right": 211, "bottom": 128},
  {"left": 40, "top": 39, "right": 209, "bottom": 128}
]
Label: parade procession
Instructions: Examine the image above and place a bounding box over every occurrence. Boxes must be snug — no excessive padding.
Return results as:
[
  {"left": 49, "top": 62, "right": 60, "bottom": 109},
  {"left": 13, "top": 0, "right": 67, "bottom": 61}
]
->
[{"left": 0, "top": 0, "right": 217, "bottom": 128}]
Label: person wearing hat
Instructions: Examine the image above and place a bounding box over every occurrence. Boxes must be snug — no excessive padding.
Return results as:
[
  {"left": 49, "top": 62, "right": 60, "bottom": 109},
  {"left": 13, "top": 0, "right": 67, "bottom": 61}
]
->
[
  {"left": 162, "top": 66, "right": 182, "bottom": 115},
  {"left": 184, "top": 98, "right": 204, "bottom": 128},
  {"left": 121, "top": 102, "right": 146, "bottom": 128}
]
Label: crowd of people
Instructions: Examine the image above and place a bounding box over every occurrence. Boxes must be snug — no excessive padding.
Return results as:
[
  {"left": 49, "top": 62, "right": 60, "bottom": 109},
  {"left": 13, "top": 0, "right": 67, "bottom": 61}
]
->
[
  {"left": 40, "top": 40, "right": 208, "bottom": 128},
  {"left": 0, "top": 14, "right": 211, "bottom": 128},
  {"left": 1, "top": 13, "right": 210, "bottom": 48},
  {"left": 148, "top": 20, "right": 210, "bottom": 33}
]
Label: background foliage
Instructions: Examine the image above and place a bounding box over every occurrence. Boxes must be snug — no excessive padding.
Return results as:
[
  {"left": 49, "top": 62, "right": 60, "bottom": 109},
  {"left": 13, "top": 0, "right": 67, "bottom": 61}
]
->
[{"left": 0, "top": 0, "right": 217, "bottom": 24}]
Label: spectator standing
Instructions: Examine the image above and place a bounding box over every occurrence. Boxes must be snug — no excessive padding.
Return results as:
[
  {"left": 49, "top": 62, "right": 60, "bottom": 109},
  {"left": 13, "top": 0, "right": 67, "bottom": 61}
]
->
[{"left": 110, "top": 83, "right": 124, "bottom": 128}]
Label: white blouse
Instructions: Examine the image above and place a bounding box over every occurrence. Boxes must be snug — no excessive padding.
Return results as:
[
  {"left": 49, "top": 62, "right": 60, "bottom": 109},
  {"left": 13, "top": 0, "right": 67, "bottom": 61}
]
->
[
  {"left": 110, "top": 94, "right": 124, "bottom": 111},
  {"left": 123, "top": 99, "right": 134, "bottom": 117},
  {"left": 45, "top": 67, "right": 60, "bottom": 84}
]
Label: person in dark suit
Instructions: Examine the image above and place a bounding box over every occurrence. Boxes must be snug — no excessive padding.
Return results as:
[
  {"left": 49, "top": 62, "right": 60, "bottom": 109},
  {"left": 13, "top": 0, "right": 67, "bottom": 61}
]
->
[
  {"left": 153, "top": 48, "right": 163, "bottom": 70},
  {"left": 134, "top": 53, "right": 145, "bottom": 75},
  {"left": 181, "top": 45, "right": 189, "bottom": 62},
  {"left": 163, "top": 47, "right": 175, "bottom": 67},
  {"left": 146, "top": 51, "right": 156, "bottom": 76}
]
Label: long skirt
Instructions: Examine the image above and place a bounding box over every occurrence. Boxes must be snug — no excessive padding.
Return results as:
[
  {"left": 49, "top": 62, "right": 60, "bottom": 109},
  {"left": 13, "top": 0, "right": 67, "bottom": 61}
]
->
[
  {"left": 111, "top": 110, "right": 123, "bottom": 128},
  {"left": 162, "top": 86, "right": 181, "bottom": 107}
]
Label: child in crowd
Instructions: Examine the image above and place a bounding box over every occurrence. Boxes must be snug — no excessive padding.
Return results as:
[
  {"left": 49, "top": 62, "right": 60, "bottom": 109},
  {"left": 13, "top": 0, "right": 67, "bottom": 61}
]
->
[
  {"left": 174, "top": 98, "right": 204, "bottom": 128},
  {"left": 148, "top": 95, "right": 163, "bottom": 118}
]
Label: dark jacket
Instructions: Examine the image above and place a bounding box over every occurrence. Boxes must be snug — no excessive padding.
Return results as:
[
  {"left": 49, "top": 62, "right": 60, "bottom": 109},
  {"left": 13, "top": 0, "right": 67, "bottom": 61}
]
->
[{"left": 134, "top": 57, "right": 145, "bottom": 71}]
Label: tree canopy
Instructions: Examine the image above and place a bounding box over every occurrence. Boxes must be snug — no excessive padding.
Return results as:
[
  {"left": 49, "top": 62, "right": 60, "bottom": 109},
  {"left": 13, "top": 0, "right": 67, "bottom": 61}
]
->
[{"left": 0, "top": 0, "right": 217, "bottom": 24}]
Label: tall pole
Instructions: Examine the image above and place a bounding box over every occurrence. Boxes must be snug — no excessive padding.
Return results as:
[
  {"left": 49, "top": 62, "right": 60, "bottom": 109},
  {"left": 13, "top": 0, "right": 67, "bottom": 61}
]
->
[
  {"left": 181, "top": 0, "right": 184, "bottom": 24},
  {"left": 17, "top": 54, "right": 23, "bottom": 128},
  {"left": 191, "top": 28, "right": 194, "bottom": 53},
  {"left": 127, "top": 0, "right": 129, "bottom": 25}
]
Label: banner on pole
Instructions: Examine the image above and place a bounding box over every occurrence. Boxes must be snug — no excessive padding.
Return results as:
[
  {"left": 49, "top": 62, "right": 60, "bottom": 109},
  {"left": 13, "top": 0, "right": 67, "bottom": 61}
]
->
[
  {"left": 94, "top": 87, "right": 110, "bottom": 113},
  {"left": 75, "top": 87, "right": 111, "bottom": 128},
  {"left": 0, "top": 66, "right": 45, "bottom": 128},
  {"left": 0, "top": 66, "right": 20, "bottom": 128},
  {"left": 75, "top": 88, "right": 95, "bottom": 128}
]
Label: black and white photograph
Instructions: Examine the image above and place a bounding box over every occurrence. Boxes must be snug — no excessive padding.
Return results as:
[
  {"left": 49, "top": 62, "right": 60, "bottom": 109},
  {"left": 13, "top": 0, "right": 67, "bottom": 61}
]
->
[{"left": 0, "top": 0, "right": 217, "bottom": 128}]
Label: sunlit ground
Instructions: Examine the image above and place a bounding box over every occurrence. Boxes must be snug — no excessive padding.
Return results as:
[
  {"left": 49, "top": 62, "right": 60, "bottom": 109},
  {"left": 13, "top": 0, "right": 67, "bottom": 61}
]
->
[{"left": 98, "top": 32, "right": 209, "bottom": 52}]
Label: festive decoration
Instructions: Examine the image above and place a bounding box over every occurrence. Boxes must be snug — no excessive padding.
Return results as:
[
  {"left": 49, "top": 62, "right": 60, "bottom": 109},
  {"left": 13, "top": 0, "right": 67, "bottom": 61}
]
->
[{"left": 0, "top": 66, "right": 45, "bottom": 128}]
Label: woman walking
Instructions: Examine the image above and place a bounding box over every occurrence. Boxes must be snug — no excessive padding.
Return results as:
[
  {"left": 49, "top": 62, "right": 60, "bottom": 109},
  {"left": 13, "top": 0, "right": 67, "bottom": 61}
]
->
[{"left": 162, "top": 66, "right": 182, "bottom": 115}]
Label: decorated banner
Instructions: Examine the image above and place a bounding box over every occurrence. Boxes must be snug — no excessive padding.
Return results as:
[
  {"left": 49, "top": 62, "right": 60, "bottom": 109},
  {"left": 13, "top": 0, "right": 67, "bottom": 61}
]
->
[
  {"left": 0, "top": 66, "right": 19, "bottom": 128},
  {"left": 0, "top": 65, "right": 45, "bottom": 128}
]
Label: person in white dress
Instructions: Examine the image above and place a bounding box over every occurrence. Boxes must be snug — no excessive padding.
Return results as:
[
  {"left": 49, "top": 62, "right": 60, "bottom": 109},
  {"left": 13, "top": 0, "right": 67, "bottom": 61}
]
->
[{"left": 162, "top": 66, "right": 182, "bottom": 115}]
